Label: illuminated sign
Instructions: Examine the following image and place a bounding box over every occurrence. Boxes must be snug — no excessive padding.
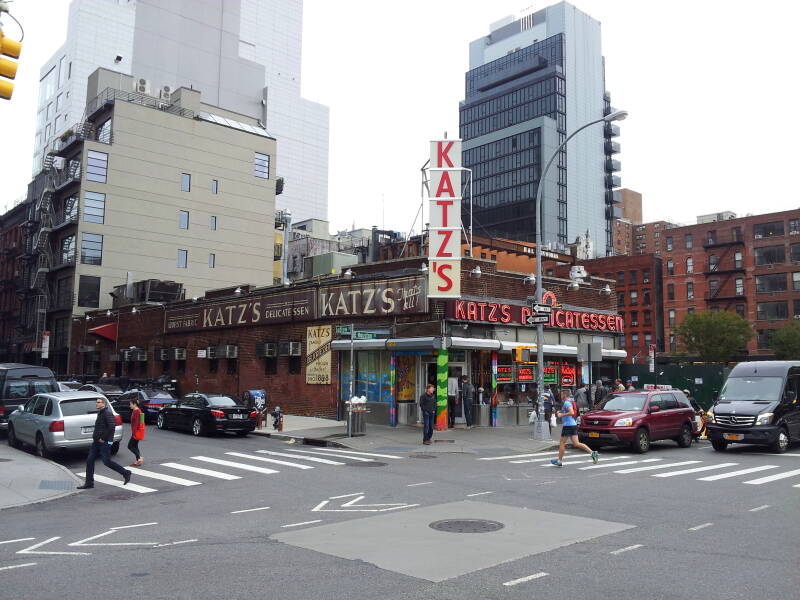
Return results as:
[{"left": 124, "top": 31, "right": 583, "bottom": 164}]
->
[
  {"left": 446, "top": 300, "right": 623, "bottom": 333},
  {"left": 516, "top": 366, "right": 534, "bottom": 382},
  {"left": 496, "top": 365, "right": 513, "bottom": 383},
  {"left": 428, "top": 139, "right": 462, "bottom": 298}
]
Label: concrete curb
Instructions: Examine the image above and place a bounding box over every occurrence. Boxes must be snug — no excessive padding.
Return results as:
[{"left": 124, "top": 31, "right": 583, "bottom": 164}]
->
[
  {"left": 0, "top": 454, "right": 83, "bottom": 512},
  {"left": 249, "top": 429, "right": 347, "bottom": 448}
]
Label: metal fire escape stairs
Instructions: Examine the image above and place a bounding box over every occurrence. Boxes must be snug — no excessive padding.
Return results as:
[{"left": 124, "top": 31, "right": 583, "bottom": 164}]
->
[{"left": 29, "top": 164, "right": 57, "bottom": 351}]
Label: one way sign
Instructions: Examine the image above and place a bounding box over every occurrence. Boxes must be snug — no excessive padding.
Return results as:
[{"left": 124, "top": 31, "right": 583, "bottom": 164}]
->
[{"left": 526, "top": 315, "right": 550, "bottom": 325}]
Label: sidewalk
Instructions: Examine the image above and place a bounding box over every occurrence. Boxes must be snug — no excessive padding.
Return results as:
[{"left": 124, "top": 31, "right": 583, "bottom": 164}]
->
[
  {"left": 0, "top": 443, "right": 81, "bottom": 511},
  {"left": 251, "top": 415, "right": 561, "bottom": 454}
]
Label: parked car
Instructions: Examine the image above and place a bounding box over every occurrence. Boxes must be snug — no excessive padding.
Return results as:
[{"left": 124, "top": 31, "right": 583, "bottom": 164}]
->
[
  {"left": 1, "top": 364, "right": 59, "bottom": 432},
  {"left": 112, "top": 388, "right": 178, "bottom": 423},
  {"left": 57, "top": 381, "right": 82, "bottom": 392},
  {"left": 578, "top": 389, "right": 696, "bottom": 453},
  {"left": 7, "top": 391, "right": 123, "bottom": 458},
  {"left": 707, "top": 361, "right": 800, "bottom": 454},
  {"left": 78, "top": 383, "right": 124, "bottom": 403},
  {"left": 156, "top": 393, "right": 256, "bottom": 436}
]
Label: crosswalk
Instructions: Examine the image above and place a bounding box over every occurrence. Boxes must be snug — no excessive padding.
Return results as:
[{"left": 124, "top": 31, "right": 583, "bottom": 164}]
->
[
  {"left": 76, "top": 447, "right": 405, "bottom": 495},
  {"left": 479, "top": 449, "right": 800, "bottom": 489}
]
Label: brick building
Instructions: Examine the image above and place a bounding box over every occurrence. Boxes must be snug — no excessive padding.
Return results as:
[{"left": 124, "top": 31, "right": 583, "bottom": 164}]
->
[
  {"left": 610, "top": 189, "right": 642, "bottom": 256},
  {"left": 631, "top": 220, "right": 679, "bottom": 256},
  {"left": 0, "top": 202, "right": 28, "bottom": 359}
]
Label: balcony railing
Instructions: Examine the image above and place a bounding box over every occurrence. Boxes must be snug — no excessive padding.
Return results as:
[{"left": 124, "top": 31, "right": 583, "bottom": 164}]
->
[
  {"left": 86, "top": 87, "right": 195, "bottom": 122},
  {"left": 703, "top": 231, "right": 744, "bottom": 247},
  {"left": 52, "top": 208, "right": 79, "bottom": 229}
]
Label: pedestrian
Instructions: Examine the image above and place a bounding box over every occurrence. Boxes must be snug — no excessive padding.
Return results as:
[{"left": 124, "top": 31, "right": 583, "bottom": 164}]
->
[
  {"left": 127, "top": 396, "right": 145, "bottom": 467},
  {"left": 626, "top": 380, "right": 636, "bottom": 392},
  {"left": 544, "top": 386, "right": 555, "bottom": 424},
  {"left": 77, "top": 396, "right": 131, "bottom": 489},
  {"left": 593, "top": 379, "right": 608, "bottom": 409},
  {"left": 614, "top": 378, "right": 626, "bottom": 392},
  {"left": 447, "top": 375, "right": 459, "bottom": 428},
  {"left": 460, "top": 375, "right": 475, "bottom": 428},
  {"left": 574, "top": 382, "right": 590, "bottom": 419},
  {"left": 551, "top": 394, "right": 598, "bottom": 467},
  {"left": 419, "top": 384, "right": 437, "bottom": 445}
]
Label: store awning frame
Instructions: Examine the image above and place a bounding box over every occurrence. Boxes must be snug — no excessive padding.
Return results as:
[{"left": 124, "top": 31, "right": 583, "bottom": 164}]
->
[{"left": 88, "top": 322, "right": 118, "bottom": 342}]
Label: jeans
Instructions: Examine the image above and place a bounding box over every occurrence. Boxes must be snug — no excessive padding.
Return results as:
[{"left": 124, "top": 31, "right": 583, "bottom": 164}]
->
[
  {"left": 447, "top": 396, "right": 456, "bottom": 428},
  {"left": 127, "top": 437, "right": 140, "bottom": 460},
  {"left": 85, "top": 440, "right": 128, "bottom": 483},
  {"left": 422, "top": 410, "right": 435, "bottom": 442},
  {"left": 463, "top": 400, "right": 473, "bottom": 427}
]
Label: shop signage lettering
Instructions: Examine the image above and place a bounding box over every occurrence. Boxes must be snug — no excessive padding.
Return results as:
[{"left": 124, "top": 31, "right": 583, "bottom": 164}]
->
[
  {"left": 428, "top": 139, "right": 462, "bottom": 298},
  {"left": 306, "top": 325, "right": 332, "bottom": 385},
  {"left": 496, "top": 365, "right": 513, "bottom": 383},
  {"left": 318, "top": 277, "right": 426, "bottom": 318},
  {"left": 446, "top": 300, "right": 623, "bottom": 333},
  {"left": 517, "top": 366, "right": 534, "bottom": 382}
]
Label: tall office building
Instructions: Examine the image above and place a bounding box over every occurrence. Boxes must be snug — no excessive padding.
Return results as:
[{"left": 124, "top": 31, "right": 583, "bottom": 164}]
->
[
  {"left": 32, "top": 0, "right": 328, "bottom": 222},
  {"left": 460, "top": 1, "right": 620, "bottom": 256}
]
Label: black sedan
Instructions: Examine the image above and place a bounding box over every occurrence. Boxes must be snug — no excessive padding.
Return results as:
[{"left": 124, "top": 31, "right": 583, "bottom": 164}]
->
[
  {"left": 78, "top": 383, "right": 124, "bottom": 402},
  {"left": 112, "top": 389, "right": 179, "bottom": 423},
  {"left": 156, "top": 393, "right": 256, "bottom": 436}
]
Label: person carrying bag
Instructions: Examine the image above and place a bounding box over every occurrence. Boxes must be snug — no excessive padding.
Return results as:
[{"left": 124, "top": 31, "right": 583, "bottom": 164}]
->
[{"left": 128, "top": 398, "right": 146, "bottom": 467}]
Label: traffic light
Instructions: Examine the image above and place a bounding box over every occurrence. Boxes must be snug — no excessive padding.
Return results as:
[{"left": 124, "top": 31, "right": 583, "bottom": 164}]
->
[
  {"left": 0, "top": 26, "right": 22, "bottom": 100},
  {"left": 514, "top": 347, "right": 531, "bottom": 362}
]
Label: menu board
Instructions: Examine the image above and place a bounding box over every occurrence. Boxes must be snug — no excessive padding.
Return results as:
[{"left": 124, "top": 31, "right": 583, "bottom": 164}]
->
[
  {"left": 496, "top": 366, "right": 514, "bottom": 383},
  {"left": 516, "top": 365, "right": 535, "bottom": 382}
]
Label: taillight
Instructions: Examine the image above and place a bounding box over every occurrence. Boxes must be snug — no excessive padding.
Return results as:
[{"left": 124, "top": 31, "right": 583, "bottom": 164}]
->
[
  {"left": 49, "top": 420, "right": 65, "bottom": 432},
  {"left": 0, "top": 406, "right": 5, "bottom": 415},
  {"left": 114, "top": 415, "right": 123, "bottom": 426},
  {"left": 249, "top": 411, "right": 257, "bottom": 419},
  {"left": 211, "top": 409, "right": 225, "bottom": 418}
]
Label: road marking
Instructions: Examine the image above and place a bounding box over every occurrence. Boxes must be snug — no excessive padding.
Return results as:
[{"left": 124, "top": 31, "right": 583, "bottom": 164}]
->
[
  {"left": 614, "top": 461, "right": 701, "bottom": 474},
  {"left": 688, "top": 523, "right": 713, "bottom": 531},
  {"left": 125, "top": 468, "right": 202, "bottom": 486},
  {"left": 481, "top": 451, "right": 558, "bottom": 461},
  {"left": 191, "top": 456, "right": 279, "bottom": 474},
  {"left": 161, "top": 462, "right": 241, "bottom": 480},
  {"left": 153, "top": 539, "right": 197, "bottom": 548},
  {"left": 466, "top": 491, "right": 494, "bottom": 497},
  {"left": 743, "top": 468, "right": 800, "bottom": 485},
  {"left": 330, "top": 492, "right": 364, "bottom": 499},
  {"left": 256, "top": 450, "right": 345, "bottom": 465},
  {"left": 407, "top": 482, "right": 433, "bottom": 487},
  {"left": 230, "top": 506, "right": 271, "bottom": 514},
  {"left": 282, "top": 449, "right": 375, "bottom": 462},
  {"left": 503, "top": 572, "right": 548, "bottom": 587},
  {"left": 652, "top": 463, "right": 739, "bottom": 477},
  {"left": 749, "top": 505, "right": 770, "bottom": 512},
  {"left": 750, "top": 452, "right": 800, "bottom": 457},
  {"left": 0, "top": 562, "right": 37, "bottom": 572},
  {"left": 312, "top": 494, "right": 419, "bottom": 512},
  {"left": 311, "top": 448, "right": 404, "bottom": 460},
  {"left": 697, "top": 465, "right": 779, "bottom": 481},
  {"left": 225, "top": 452, "right": 314, "bottom": 470},
  {"left": 109, "top": 522, "right": 158, "bottom": 530},
  {"left": 0, "top": 538, "right": 35, "bottom": 545},
  {"left": 543, "top": 455, "right": 631, "bottom": 466},
  {"left": 17, "top": 537, "right": 91, "bottom": 556},
  {"left": 580, "top": 458, "right": 662, "bottom": 470},
  {"left": 76, "top": 473, "right": 156, "bottom": 494},
  {"left": 281, "top": 520, "right": 322, "bottom": 528},
  {"left": 610, "top": 544, "right": 644, "bottom": 555}
]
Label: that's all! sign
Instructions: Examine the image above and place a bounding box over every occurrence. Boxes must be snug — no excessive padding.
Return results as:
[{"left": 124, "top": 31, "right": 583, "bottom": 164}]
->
[{"left": 428, "top": 139, "right": 462, "bottom": 299}]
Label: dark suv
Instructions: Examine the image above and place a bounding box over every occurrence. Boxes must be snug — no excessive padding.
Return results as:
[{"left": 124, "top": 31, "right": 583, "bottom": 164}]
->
[
  {"left": 578, "top": 389, "right": 697, "bottom": 453},
  {"left": 0, "top": 364, "right": 58, "bottom": 432}
]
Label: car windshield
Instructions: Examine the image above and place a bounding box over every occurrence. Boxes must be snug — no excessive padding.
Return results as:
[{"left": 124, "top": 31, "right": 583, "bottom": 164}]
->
[
  {"left": 31, "top": 380, "right": 59, "bottom": 393},
  {"left": 60, "top": 399, "right": 101, "bottom": 416},
  {"left": 601, "top": 394, "right": 647, "bottom": 411},
  {"left": 145, "top": 392, "right": 176, "bottom": 400},
  {"left": 207, "top": 396, "right": 236, "bottom": 407},
  {"left": 719, "top": 377, "right": 783, "bottom": 402},
  {"left": 96, "top": 385, "right": 122, "bottom": 393},
  {"left": 59, "top": 382, "right": 82, "bottom": 390}
]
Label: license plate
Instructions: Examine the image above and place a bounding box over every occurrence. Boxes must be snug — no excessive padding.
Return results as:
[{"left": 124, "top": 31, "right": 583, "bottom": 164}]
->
[
  {"left": 588, "top": 432, "right": 600, "bottom": 438},
  {"left": 231, "top": 414, "right": 244, "bottom": 419},
  {"left": 724, "top": 433, "right": 744, "bottom": 441},
  {"left": 82, "top": 426, "right": 94, "bottom": 434}
]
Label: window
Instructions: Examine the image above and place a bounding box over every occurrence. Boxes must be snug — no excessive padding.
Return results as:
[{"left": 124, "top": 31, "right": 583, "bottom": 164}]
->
[
  {"left": 78, "top": 275, "right": 101, "bottom": 308},
  {"left": 211, "top": 179, "right": 219, "bottom": 194},
  {"left": 732, "top": 226, "right": 743, "bottom": 241},
  {"left": 754, "top": 245, "right": 785, "bottom": 266},
  {"left": 756, "top": 301, "right": 788, "bottom": 321},
  {"left": 734, "top": 251, "right": 743, "bottom": 268},
  {"left": 630, "top": 290, "right": 638, "bottom": 305},
  {"left": 708, "top": 279, "right": 719, "bottom": 296},
  {"left": 709, "top": 255, "right": 719, "bottom": 271},
  {"left": 735, "top": 278, "right": 744, "bottom": 296},
  {"left": 631, "top": 333, "right": 640, "bottom": 347},
  {"left": 617, "top": 292, "right": 625, "bottom": 307},
  {"left": 687, "top": 306, "right": 695, "bottom": 315},
  {"left": 181, "top": 173, "right": 191, "bottom": 192},
  {"left": 795, "top": 300, "right": 800, "bottom": 318},
  {"left": 254, "top": 152, "right": 270, "bottom": 179},
  {"left": 757, "top": 329, "right": 776, "bottom": 350},
  {"left": 753, "top": 221, "right": 784, "bottom": 239},
  {"left": 177, "top": 249, "right": 188, "bottom": 268},
  {"left": 96, "top": 119, "right": 112, "bottom": 143},
  {"left": 644, "top": 332, "right": 652, "bottom": 346},
  {"left": 685, "top": 234, "right": 693, "bottom": 249},
  {"left": 792, "top": 244, "right": 800, "bottom": 263},
  {"left": 667, "top": 260, "right": 674, "bottom": 275},
  {"left": 643, "top": 289, "right": 651, "bottom": 306},
  {"left": 226, "top": 359, "right": 238, "bottom": 375},
  {"left": 60, "top": 235, "right": 75, "bottom": 264},
  {"left": 654, "top": 232, "right": 660, "bottom": 238},
  {"left": 210, "top": 215, "right": 217, "bottom": 231},
  {"left": 790, "top": 219, "right": 800, "bottom": 235},
  {"left": 616, "top": 271, "right": 625, "bottom": 286},
  {"left": 289, "top": 356, "right": 302, "bottom": 374},
  {"left": 667, "top": 283, "right": 675, "bottom": 301},
  {"left": 668, "top": 309, "right": 676, "bottom": 327},
  {"left": 209, "top": 253, "right": 215, "bottom": 268},
  {"left": 642, "top": 269, "right": 651, "bottom": 283},
  {"left": 83, "top": 191, "right": 105, "bottom": 224},
  {"left": 630, "top": 311, "right": 638, "bottom": 326},
  {"left": 86, "top": 150, "right": 108, "bottom": 183},
  {"left": 643, "top": 310, "right": 652, "bottom": 326},
  {"left": 56, "top": 93, "right": 63, "bottom": 111},
  {"left": 80, "top": 233, "right": 103, "bottom": 265},
  {"left": 179, "top": 210, "right": 189, "bottom": 229},
  {"left": 794, "top": 272, "right": 800, "bottom": 291},
  {"left": 666, "top": 237, "right": 673, "bottom": 251},
  {"left": 686, "top": 257, "right": 693, "bottom": 274},
  {"left": 736, "top": 304, "right": 745, "bottom": 318},
  {"left": 755, "top": 273, "right": 787, "bottom": 293},
  {"left": 629, "top": 270, "right": 637, "bottom": 285},
  {"left": 707, "top": 230, "right": 716, "bottom": 245},
  {"left": 619, "top": 335, "right": 626, "bottom": 349},
  {"left": 669, "top": 334, "right": 676, "bottom": 352},
  {"left": 687, "top": 282, "right": 694, "bottom": 300}
]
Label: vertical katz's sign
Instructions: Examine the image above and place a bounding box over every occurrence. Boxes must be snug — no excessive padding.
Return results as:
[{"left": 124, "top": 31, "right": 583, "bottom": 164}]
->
[
  {"left": 428, "top": 139, "right": 462, "bottom": 298},
  {"left": 306, "top": 325, "right": 332, "bottom": 385}
]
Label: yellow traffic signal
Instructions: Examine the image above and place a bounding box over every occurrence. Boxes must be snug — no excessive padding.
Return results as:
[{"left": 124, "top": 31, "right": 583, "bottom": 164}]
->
[{"left": 0, "top": 27, "right": 22, "bottom": 100}]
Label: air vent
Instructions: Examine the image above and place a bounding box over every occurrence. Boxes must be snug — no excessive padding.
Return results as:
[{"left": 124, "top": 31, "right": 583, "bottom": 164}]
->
[
  {"left": 172, "top": 348, "right": 187, "bottom": 360},
  {"left": 256, "top": 342, "right": 277, "bottom": 358},
  {"left": 289, "top": 342, "right": 302, "bottom": 356},
  {"left": 156, "top": 348, "right": 169, "bottom": 361}
]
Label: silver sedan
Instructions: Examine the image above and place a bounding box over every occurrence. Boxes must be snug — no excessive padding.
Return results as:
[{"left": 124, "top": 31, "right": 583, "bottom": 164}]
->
[{"left": 6, "top": 391, "right": 123, "bottom": 458}]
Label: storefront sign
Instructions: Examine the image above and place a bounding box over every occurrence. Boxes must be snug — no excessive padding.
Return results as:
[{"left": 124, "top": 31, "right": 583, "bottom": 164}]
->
[
  {"left": 319, "top": 277, "right": 426, "bottom": 318},
  {"left": 445, "top": 300, "right": 623, "bottom": 333},
  {"left": 306, "top": 325, "right": 332, "bottom": 385},
  {"left": 428, "top": 139, "right": 462, "bottom": 298},
  {"left": 516, "top": 365, "right": 534, "bottom": 382},
  {"left": 496, "top": 365, "right": 513, "bottom": 383}
]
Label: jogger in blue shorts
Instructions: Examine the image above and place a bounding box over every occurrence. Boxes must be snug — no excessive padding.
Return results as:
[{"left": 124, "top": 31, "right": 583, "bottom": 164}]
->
[{"left": 551, "top": 396, "right": 598, "bottom": 467}]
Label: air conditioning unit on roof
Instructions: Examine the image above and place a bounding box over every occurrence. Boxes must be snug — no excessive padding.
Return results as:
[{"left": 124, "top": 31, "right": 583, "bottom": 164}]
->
[
  {"left": 206, "top": 346, "right": 217, "bottom": 359},
  {"left": 289, "top": 342, "right": 302, "bottom": 356},
  {"left": 172, "top": 348, "right": 187, "bottom": 360},
  {"left": 159, "top": 85, "right": 172, "bottom": 102},
  {"left": 157, "top": 348, "right": 169, "bottom": 361},
  {"left": 217, "top": 344, "right": 238, "bottom": 359},
  {"left": 133, "top": 78, "right": 151, "bottom": 95}
]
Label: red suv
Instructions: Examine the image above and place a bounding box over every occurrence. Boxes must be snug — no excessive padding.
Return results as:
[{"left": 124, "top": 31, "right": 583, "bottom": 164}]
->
[{"left": 578, "top": 389, "right": 696, "bottom": 453}]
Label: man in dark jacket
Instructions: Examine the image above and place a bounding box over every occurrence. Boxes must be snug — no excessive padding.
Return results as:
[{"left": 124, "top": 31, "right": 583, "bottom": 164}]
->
[
  {"left": 593, "top": 379, "right": 608, "bottom": 409},
  {"left": 419, "top": 384, "right": 437, "bottom": 445},
  {"left": 77, "top": 397, "right": 131, "bottom": 489},
  {"left": 460, "top": 375, "right": 476, "bottom": 428}
]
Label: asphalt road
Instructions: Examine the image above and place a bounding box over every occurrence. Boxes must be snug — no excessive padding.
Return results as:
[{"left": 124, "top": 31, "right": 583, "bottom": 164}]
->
[{"left": 1, "top": 427, "right": 798, "bottom": 600}]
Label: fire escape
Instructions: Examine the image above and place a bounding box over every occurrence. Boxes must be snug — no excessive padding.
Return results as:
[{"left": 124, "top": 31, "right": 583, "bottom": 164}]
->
[{"left": 703, "top": 229, "right": 746, "bottom": 308}]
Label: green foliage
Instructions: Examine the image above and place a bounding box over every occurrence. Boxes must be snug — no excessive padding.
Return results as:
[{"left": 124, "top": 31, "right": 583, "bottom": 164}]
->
[
  {"left": 770, "top": 322, "right": 800, "bottom": 360},
  {"left": 674, "top": 310, "right": 753, "bottom": 364}
]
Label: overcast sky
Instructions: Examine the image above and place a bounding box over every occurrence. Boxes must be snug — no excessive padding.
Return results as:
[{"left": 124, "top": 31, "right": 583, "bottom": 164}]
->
[{"left": 2, "top": 0, "right": 799, "bottom": 237}]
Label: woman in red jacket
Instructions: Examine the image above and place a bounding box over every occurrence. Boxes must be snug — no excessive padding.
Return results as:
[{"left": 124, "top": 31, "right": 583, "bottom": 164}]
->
[{"left": 128, "top": 397, "right": 145, "bottom": 467}]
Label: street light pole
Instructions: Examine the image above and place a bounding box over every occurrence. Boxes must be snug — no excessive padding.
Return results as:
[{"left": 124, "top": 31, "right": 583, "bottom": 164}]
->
[{"left": 532, "top": 110, "right": 628, "bottom": 440}]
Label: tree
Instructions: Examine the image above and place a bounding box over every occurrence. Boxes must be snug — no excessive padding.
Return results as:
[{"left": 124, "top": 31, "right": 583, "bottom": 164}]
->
[
  {"left": 770, "top": 322, "right": 800, "bottom": 360},
  {"left": 674, "top": 310, "right": 753, "bottom": 363}
]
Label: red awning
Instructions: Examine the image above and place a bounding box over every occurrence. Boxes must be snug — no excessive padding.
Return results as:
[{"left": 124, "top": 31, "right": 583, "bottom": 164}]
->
[{"left": 89, "top": 322, "right": 118, "bottom": 342}]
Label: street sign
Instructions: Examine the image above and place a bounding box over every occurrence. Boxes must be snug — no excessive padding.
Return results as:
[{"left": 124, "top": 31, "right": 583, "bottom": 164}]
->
[
  {"left": 335, "top": 325, "right": 353, "bottom": 335},
  {"left": 526, "top": 315, "right": 550, "bottom": 325},
  {"left": 353, "top": 331, "right": 377, "bottom": 340},
  {"left": 354, "top": 328, "right": 391, "bottom": 335},
  {"left": 531, "top": 304, "right": 552, "bottom": 314}
]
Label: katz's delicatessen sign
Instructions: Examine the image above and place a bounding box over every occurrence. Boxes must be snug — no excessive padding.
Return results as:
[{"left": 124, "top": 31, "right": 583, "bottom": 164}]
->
[{"left": 427, "top": 139, "right": 463, "bottom": 299}]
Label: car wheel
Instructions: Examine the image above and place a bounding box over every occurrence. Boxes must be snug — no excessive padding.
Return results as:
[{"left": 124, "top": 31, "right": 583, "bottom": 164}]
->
[
  {"left": 235, "top": 431, "right": 249, "bottom": 437},
  {"left": 35, "top": 434, "right": 51, "bottom": 459},
  {"left": 769, "top": 427, "right": 790, "bottom": 454},
  {"left": 711, "top": 439, "right": 728, "bottom": 452},
  {"left": 192, "top": 418, "right": 204, "bottom": 436},
  {"left": 7, "top": 424, "right": 21, "bottom": 449},
  {"left": 631, "top": 428, "right": 650, "bottom": 453},
  {"left": 157, "top": 413, "right": 167, "bottom": 430},
  {"left": 676, "top": 424, "right": 693, "bottom": 448},
  {"left": 111, "top": 441, "right": 120, "bottom": 456}
]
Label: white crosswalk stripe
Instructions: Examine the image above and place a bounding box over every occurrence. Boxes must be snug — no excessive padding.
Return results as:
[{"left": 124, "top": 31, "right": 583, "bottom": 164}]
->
[
  {"left": 614, "top": 461, "right": 701, "bottom": 474},
  {"left": 311, "top": 448, "right": 404, "bottom": 460},
  {"left": 225, "top": 452, "right": 314, "bottom": 470},
  {"left": 579, "top": 458, "right": 662, "bottom": 470},
  {"left": 77, "top": 472, "right": 156, "bottom": 494},
  {"left": 481, "top": 451, "right": 559, "bottom": 461},
  {"left": 256, "top": 450, "right": 345, "bottom": 465},
  {"left": 282, "top": 449, "right": 375, "bottom": 462},
  {"left": 127, "top": 467, "right": 202, "bottom": 486},
  {"left": 697, "top": 465, "right": 780, "bottom": 481},
  {"left": 191, "top": 456, "right": 279, "bottom": 474},
  {"left": 743, "top": 468, "right": 800, "bottom": 485},
  {"left": 652, "top": 463, "right": 739, "bottom": 478},
  {"left": 510, "top": 452, "right": 588, "bottom": 464},
  {"left": 161, "top": 462, "right": 241, "bottom": 480},
  {"left": 544, "top": 456, "right": 631, "bottom": 466}
]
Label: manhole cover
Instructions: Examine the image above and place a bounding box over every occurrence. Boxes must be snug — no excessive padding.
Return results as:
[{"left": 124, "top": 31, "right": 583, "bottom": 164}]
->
[
  {"left": 429, "top": 519, "right": 505, "bottom": 534},
  {"left": 409, "top": 453, "right": 437, "bottom": 459},
  {"left": 346, "top": 461, "right": 387, "bottom": 467},
  {"left": 0, "top": 458, "right": 11, "bottom": 462}
]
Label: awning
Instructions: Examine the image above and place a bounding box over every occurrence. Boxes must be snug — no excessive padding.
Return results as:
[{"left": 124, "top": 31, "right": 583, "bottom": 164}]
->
[{"left": 89, "top": 322, "right": 118, "bottom": 342}]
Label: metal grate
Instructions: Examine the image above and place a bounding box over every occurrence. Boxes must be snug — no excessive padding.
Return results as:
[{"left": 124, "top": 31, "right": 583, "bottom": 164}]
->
[
  {"left": 714, "top": 414, "right": 755, "bottom": 427},
  {"left": 429, "top": 519, "right": 505, "bottom": 534}
]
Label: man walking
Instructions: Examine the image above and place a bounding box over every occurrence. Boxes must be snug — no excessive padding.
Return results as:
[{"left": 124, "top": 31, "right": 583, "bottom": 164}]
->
[
  {"left": 419, "top": 384, "right": 437, "bottom": 445},
  {"left": 593, "top": 379, "right": 608, "bottom": 409},
  {"left": 447, "top": 375, "right": 459, "bottom": 428},
  {"left": 574, "top": 382, "right": 590, "bottom": 419},
  {"left": 460, "top": 375, "right": 475, "bottom": 428},
  {"left": 77, "top": 396, "right": 131, "bottom": 489},
  {"left": 551, "top": 394, "right": 598, "bottom": 467}
]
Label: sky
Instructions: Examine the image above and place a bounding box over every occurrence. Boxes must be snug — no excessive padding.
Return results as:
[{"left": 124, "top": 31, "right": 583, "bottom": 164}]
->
[{"left": 2, "top": 0, "right": 799, "bottom": 238}]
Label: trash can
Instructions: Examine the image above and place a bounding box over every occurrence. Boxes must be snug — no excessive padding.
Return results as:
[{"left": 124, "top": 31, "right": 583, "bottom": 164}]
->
[
  {"left": 474, "top": 403, "right": 489, "bottom": 427},
  {"left": 347, "top": 400, "right": 367, "bottom": 436}
]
